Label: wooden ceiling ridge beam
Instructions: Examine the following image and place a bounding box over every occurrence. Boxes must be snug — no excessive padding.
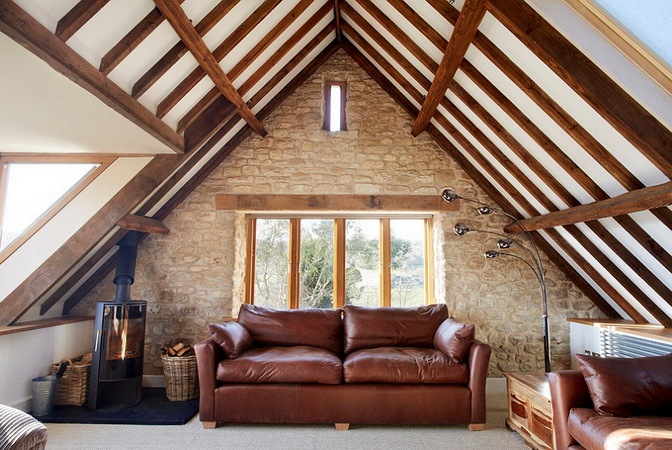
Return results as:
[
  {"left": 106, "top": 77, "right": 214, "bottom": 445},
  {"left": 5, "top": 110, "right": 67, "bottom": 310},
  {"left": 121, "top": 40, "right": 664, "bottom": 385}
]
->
[
  {"left": 99, "top": 0, "right": 186, "bottom": 75},
  {"left": 401, "top": 0, "right": 672, "bottom": 300},
  {"left": 177, "top": 0, "right": 331, "bottom": 135},
  {"left": 153, "top": 0, "right": 267, "bottom": 137},
  {"left": 55, "top": 0, "right": 109, "bottom": 41},
  {"left": 333, "top": 0, "right": 342, "bottom": 42},
  {"left": 60, "top": 39, "right": 340, "bottom": 315},
  {"left": 131, "top": 0, "right": 241, "bottom": 98},
  {"left": 155, "top": 0, "right": 282, "bottom": 119},
  {"left": 410, "top": 0, "right": 486, "bottom": 137},
  {"left": 508, "top": 181, "right": 672, "bottom": 233},
  {"left": 0, "top": 1, "right": 184, "bottom": 154},
  {"left": 340, "top": 39, "right": 621, "bottom": 320},
  {"left": 486, "top": 0, "right": 672, "bottom": 177},
  {"left": 348, "top": 0, "right": 438, "bottom": 75}
]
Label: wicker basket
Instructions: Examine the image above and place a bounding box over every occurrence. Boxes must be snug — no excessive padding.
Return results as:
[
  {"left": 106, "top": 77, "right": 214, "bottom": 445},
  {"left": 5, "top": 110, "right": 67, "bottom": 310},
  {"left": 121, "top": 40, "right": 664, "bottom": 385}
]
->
[
  {"left": 161, "top": 354, "right": 199, "bottom": 401},
  {"left": 49, "top": 355, "right": 91, "bottom": 406}
]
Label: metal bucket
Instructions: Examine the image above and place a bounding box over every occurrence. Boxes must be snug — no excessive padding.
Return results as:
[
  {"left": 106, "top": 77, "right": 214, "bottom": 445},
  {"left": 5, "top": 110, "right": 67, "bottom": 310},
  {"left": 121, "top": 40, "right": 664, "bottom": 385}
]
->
[{"left": 31, "top": 375, "right": 57, "bottom": 416}]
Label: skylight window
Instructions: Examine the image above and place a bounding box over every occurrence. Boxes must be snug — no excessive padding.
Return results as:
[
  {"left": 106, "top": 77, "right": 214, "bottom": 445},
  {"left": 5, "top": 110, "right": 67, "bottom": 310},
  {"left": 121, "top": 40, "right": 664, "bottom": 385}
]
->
[
  {"left": 323, "top": 81, "right": 347, "bottom": 132},
  {"left": 0, "top": 157, "right": 108, "bottom": 260},
  {"left": 590, "top": 0, "right": 672, "bottom": 67}
]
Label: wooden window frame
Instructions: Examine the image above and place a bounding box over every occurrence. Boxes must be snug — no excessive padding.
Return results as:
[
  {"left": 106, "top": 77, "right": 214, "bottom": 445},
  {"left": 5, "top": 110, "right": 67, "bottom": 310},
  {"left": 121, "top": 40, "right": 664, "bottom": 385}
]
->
[
  {"left": 323, "top": 81, "right": 347, "bottom": 131},
  {"left": 245, "top": 215, "right": 434, "bottom": 309},
  {"left": 0, "top": 154, "right": 114, "bottom": 263}
]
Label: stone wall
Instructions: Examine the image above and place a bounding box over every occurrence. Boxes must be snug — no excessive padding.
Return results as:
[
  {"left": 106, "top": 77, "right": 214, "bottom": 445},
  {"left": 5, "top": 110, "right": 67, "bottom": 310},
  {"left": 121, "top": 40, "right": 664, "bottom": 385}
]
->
[{"left": 73, "top": 50, "right": 605, "bottom": 376}]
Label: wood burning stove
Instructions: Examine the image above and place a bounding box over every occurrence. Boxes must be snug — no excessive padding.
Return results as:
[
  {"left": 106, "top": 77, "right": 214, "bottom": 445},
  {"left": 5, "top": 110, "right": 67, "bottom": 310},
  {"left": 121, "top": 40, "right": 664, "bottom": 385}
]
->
[{"left": 89, "top": 231, "right": 147, "bottom": 410}]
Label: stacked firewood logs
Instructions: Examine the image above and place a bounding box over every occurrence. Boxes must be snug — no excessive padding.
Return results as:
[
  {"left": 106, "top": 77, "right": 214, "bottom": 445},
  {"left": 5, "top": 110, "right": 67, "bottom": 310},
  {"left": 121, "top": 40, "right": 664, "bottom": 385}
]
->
[{"left": 161, "top": 341, "right": 195, "bottom": 357}]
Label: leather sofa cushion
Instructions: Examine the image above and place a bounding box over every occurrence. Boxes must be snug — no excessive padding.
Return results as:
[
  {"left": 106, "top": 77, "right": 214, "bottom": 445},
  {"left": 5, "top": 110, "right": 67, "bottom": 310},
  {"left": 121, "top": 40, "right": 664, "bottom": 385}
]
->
[
  {"left": 568, "top": 407, "right": 672, "bottom": 449},
  {"left": 216, "top": 346, "right": 343, "bottom": 384},
  {"left": 343, "top": 304, "right": 448, "bottom": 354},
  {"left": 434, "top": 318, "right": 475, "bottom": 363},
  {"left": 343, "top": 347, "right": 468, "bottom": 384},
  {"left": 208, "top": 322, "right": 253, "bottom": 358},
  {"left": 576, "top": 353, "right": 672, "bottom": 417},
  {"left": 237, "top": 304, "right": 343, "bottom": 355}
]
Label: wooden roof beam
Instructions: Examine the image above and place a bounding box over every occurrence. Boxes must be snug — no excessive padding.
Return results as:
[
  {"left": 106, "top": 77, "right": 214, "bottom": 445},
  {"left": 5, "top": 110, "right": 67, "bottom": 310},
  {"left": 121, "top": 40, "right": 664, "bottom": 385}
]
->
[
  {"left": 99, "top": 0, "right": 186, "bottom": 75},
  {"left": 333, "top": 0, "right": 342, "bottom": 42},
  {"left": 177, "top": 1, "right": 332, "bottom": 134},
  {"left": 55, "top": 0, "right": 109, "bottom": 41},
  {"left": 486, "top": 0, "right": 672, "bottom": 176},
  {"left": 0, "top": 1, "right": 184, "bottom": 154},
  {"left": 410, "top": 0, "right": 486, "bottom": 137},
  {"left": 153, "top": 0, "right": 267, "bottom": 137},
  {"left": 132, "top": 0, "right": 240, "bottom": 98},
  {"left": 341, "top": 39, "right": 622, "bottom": 321},
  {"left": 155, "top": 0, "right": 281, "bottom": 118},
  {"left": 60, "top": 39, "right": 340, "bottom": 315},
  {"left": 506, "top": 182, "right": 672, "bottom": 233}
]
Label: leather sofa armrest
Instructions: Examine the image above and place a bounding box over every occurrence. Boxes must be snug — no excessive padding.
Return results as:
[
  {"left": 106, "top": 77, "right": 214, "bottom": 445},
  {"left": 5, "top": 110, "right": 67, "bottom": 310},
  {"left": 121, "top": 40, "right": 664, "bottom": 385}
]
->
[
  {"left": 467, "top": 339, "right": 492, "bottom": 424},
  {"left": 195, "top": 338, "right": 223, "bottom": 422},
  {"left": 548, "top": 370, "right": 593, "bottom": 450}
]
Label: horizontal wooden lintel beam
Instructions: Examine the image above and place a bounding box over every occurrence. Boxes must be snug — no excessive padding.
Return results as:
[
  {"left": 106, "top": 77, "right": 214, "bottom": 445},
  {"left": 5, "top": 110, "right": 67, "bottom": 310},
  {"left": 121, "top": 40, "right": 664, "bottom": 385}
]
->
[
  {"left": 505, "top": 181, "right": 672, "bottom": 232},
  {"left": 215, "top": 194, "right": 459, "bottom": 212}
]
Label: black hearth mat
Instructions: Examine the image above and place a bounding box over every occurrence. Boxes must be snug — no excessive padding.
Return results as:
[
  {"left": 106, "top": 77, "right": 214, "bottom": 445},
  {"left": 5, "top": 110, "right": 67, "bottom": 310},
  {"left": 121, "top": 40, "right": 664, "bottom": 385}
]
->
[{"left": 35, "top": 388, "right": 198, "bottom": 425}]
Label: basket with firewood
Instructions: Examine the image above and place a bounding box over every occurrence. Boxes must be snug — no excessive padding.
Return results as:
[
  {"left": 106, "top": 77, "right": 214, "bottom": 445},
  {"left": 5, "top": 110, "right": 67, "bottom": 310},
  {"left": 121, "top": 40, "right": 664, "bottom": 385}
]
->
[
  {"left": 160, "top": 341, "right": 199, "bottom": 401},
  {"left": 49, "top": 353, "right": 92, "bottom": 406}
]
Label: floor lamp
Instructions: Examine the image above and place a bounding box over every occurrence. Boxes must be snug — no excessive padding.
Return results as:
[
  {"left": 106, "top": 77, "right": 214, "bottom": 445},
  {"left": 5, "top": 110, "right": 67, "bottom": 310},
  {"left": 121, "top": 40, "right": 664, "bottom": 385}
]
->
[{"left": 443, "top": 189, "right": 552, "bottom": 373}]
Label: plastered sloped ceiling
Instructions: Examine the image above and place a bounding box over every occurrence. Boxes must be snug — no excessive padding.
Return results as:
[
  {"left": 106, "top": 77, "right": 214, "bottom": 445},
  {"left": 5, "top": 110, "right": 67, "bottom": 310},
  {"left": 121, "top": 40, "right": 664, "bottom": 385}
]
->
[{"left": 0, "top": 0, "right": 670, "bottom": 337}]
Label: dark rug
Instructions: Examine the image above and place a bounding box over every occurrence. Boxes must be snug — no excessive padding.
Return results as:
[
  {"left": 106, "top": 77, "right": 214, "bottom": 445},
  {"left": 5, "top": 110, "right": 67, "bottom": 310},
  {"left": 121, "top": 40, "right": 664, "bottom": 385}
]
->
[{"left": 36, "top": 388, "right": 199, "bottom": 425}]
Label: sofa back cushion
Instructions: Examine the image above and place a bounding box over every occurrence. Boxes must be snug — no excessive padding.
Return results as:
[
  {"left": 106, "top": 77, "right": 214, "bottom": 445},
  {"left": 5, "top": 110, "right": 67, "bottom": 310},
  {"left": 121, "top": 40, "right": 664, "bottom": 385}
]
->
[
  {"left": 343, "top": 304, "right": 448, "bottom": 354},
  {"left": 209, "top": 321, "right": 253, "bottom": 359},
  {"left": 576, "top": 353, "right": 672, "bottom": 417},
  {"left": 237, "top": 304, "right": 343, "bottom": 355},
  {"left": 433, "top": 318, "right": 475, "bottom": 363}
]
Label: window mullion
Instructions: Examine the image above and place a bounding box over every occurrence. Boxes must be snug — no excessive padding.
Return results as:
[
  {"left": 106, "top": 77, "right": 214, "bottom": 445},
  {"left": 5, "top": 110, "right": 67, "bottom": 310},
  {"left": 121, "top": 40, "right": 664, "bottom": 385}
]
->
[
  {"left": 380, "top": 219, "right": 391, "bottom": 307},
  {"left": 288, "top": 218, "right": 301, "bottom": 309},
  {"left": 424, "top": 217, "right": 434, "bottom": 305},
  {"left": 333, "top": 218, "right": 346, "bottom": 308},
  {"left": 245, "top": 217, "right": 257, "bottom": 305}
]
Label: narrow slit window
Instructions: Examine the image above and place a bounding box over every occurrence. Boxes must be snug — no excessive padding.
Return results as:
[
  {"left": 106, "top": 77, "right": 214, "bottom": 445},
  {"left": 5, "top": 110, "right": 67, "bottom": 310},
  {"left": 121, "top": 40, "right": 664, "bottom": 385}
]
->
[{"left": 323, "top": 81, "right": 347, "bottom": 132}]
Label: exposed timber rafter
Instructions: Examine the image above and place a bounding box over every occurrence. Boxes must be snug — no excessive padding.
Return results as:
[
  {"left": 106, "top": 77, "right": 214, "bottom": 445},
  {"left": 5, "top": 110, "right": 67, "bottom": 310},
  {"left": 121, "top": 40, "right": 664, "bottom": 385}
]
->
[
  {"left": 410, "top": 0, "right": 486, "bottom": 136},
  {"left": 506, "top": 182, "right": 672, "bottom": 233},
  {"left": 152, "top": 0, "right": 267, "bottom": 137},
  {"left": 55, "top": 0, "right": 109, "bottom": 42},
  {"left": 0, "top": 1, "right": 184, "bottom": 154}
]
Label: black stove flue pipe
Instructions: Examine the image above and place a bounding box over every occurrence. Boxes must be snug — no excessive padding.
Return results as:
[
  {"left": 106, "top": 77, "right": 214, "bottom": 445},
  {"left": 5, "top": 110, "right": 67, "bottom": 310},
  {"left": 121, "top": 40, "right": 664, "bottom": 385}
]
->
[{"left": 113, "top": 230, "right": 141, "bottom": 303}]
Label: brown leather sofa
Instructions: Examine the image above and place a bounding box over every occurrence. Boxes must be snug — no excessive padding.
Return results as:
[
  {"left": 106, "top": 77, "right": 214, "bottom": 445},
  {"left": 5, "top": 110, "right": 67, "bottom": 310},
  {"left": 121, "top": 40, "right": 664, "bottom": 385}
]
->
[
  {"left": 549, "top": 353, "right": 672, "bottom": 449},
  {"left": 195, "top": 303, "right": 491, "bottom": 429}
]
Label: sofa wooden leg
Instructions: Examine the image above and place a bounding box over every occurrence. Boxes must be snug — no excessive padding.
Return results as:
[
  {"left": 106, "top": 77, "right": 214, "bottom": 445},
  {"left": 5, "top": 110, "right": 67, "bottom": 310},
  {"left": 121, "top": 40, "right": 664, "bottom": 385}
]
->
[
  {"left": 335, "top": 423, "right": 350, "bottom": 431},
  {"left": 202, "top": 421, "right": 218, "bottom": 429},
  {"left": 468, "top": 423, "right": 485, "bottom": 431}
]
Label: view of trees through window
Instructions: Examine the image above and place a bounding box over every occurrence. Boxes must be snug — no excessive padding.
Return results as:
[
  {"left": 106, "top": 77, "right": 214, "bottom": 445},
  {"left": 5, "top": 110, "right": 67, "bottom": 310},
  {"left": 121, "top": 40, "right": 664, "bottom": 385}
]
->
[{"left": 251, "top": 217, "right": 428, "bottom": 309}]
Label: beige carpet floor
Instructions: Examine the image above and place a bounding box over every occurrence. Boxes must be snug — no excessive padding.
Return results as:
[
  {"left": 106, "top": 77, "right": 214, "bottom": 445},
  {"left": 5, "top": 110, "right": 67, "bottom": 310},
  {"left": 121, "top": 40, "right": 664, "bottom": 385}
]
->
[{"left": 44, "top": 391, "right": 528, "bottom": 449}]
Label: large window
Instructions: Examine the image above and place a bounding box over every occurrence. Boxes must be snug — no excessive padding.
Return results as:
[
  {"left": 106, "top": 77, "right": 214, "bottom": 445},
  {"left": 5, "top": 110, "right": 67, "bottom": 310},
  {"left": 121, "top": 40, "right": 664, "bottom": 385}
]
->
[{"left": 246, "top": 216, "right": 433, "bottom": 309}]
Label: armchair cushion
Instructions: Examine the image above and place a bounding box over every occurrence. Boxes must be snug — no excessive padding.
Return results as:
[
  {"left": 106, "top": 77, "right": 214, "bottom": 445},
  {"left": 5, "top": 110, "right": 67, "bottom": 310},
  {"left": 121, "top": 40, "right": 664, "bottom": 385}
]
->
[
  {"left": 208, "top": 322, "right": 253, "bottom": 359},
  {"left": 433, "top": 318, "right": 475, "bottom": 363},
  {"left": 576, "top": 353, "right": 672, "bottom": 417}
]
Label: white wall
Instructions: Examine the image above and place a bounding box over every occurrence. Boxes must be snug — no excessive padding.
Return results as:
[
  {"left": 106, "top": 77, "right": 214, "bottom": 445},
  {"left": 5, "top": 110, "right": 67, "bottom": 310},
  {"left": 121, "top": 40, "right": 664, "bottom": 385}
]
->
[{"left": 0, "top": 320, "right": 93, "bottom": 411}]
